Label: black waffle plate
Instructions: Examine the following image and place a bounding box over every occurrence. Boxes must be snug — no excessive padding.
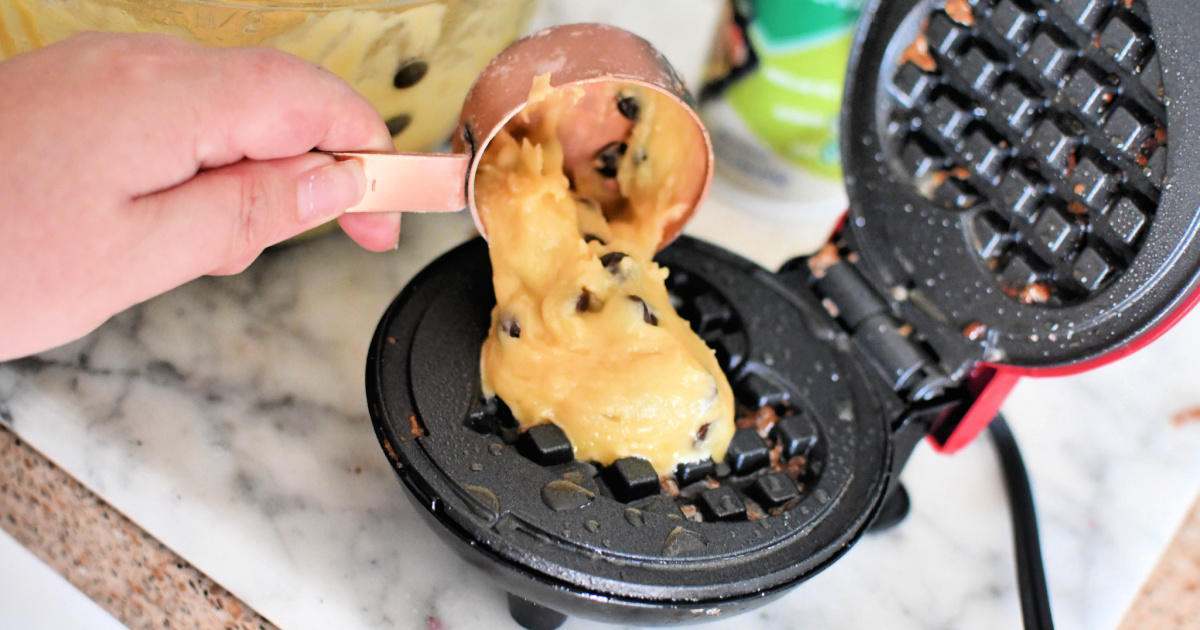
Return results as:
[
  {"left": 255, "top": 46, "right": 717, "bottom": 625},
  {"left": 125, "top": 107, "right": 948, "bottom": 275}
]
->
[{"left": 366, "top": 237, "right": 892, "bottom": 624}]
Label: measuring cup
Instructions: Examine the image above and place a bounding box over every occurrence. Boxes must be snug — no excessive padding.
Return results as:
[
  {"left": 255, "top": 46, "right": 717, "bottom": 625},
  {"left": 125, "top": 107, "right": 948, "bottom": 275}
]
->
[{"left": 331, "top": 23, "right": 714, "bottom": 250}]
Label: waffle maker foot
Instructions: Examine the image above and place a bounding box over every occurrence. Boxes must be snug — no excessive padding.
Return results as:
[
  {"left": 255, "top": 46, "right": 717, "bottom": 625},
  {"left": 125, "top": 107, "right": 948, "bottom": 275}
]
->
[
  {"left": 867, "top": 483, "right": 911, "bottom": 532},
  {"left": 508, "top": 594, "right": 567, "bottom": 630}
]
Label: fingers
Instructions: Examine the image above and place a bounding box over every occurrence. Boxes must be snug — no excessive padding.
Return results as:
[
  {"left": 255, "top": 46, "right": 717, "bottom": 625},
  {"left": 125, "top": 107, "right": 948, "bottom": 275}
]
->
[
  {"left": 33, "top": 33, "right": 393, "bottom": 200},
  {"left": 338, "top": 213, "right": 403, "bottom": 252},
  {"left": 130, "top": 153, "right": 366, "bottom": 286},
  {"left": 0, "top": 33, "right": 400, "bottom": 362},
  {"left": 160, "top": 43, "right": 403, "bottom": 255},
  {"left": 66, "top": 35, "right": 405, "bottom": 261},
  {"left": 186, "top": 45, "right": 395, "bottom": 163}
]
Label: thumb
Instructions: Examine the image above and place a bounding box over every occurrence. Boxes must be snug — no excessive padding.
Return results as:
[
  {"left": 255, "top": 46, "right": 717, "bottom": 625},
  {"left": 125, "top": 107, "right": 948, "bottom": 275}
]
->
[{"left": 133, "top": 153, "right": 365, "bottom": 278}]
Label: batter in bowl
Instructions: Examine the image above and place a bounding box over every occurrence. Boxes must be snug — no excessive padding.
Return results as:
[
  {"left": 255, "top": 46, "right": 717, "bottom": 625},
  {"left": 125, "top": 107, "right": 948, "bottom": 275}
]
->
[{"left": 0, "top": 0, "right": 537, "bottom": 151}]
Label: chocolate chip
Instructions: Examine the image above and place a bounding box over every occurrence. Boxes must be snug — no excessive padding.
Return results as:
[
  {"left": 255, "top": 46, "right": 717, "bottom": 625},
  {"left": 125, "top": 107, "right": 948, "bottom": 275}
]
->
[
  {"left": 393, "top": 60, "right": 428, "bottom": 89},
  {"left": 600, "top": 252, "right": 627, "bottom": 274},
  {"left": 617, "top": 95, "right": 640, "bottom": 122},
  {"left": 584, "top": 234, "right": 607, "bottom": 245},
  {"left": 385, "top": 114, "right": 412, "bottom": 136},
  {"left": 695, "top": 422, "right": 711, "bottom": 443},
  {"left": 594, "top": 142, "right": 628, "bottom": 178},
  {"left": 630, "top": 296, "right": 658, "bottom": 325},
  {"left": 575, "top": 290, "right": 601, "bottom": 313},
  {"left": 501, "top": 316, "right": 521, "bottom": 338}
]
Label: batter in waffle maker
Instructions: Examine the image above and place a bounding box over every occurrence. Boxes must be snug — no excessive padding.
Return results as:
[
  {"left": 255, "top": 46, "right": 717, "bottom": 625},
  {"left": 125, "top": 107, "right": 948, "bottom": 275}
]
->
[{"left": 364, "top": 1, "right": 1200, "bottom": 627}]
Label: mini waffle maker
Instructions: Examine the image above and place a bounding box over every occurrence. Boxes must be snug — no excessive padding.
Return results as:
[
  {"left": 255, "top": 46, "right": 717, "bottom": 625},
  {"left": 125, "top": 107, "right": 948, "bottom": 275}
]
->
[{"left": 365, "top": 1, "right": 1200, "bottom": 627}]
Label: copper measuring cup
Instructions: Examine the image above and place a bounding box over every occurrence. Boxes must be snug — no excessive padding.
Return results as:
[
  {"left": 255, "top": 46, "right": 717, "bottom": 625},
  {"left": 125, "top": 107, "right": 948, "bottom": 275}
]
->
[{"left": 331, "top": 23, "right": 714, "bottom": 249}]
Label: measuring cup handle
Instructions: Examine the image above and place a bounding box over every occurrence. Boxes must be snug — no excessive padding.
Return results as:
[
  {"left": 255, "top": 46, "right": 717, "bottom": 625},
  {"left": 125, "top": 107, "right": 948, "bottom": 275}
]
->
[{"left": 328, "top": 152, "right": 470, "bottom": 214}]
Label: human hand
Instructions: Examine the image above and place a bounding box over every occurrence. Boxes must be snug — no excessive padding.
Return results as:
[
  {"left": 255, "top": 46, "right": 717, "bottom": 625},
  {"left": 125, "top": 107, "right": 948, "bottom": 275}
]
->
[{"left": 0, "top": 32, "right": 404, "bottom": 360}]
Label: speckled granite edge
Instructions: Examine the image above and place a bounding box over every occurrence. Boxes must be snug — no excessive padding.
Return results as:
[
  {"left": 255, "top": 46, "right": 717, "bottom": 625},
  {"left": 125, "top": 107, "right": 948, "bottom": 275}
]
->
[
  {"left": 1117, "top": 494, "right": 1200, "bottom": 630},
  {"left": 0, "top": 422, "right": 279, "bottom": 630}
]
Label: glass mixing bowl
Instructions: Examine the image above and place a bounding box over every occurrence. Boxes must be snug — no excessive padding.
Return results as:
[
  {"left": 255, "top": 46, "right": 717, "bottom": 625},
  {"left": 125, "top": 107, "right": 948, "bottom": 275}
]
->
[{"left": 0, "top": 0, "right": 541, "bottom": 152}]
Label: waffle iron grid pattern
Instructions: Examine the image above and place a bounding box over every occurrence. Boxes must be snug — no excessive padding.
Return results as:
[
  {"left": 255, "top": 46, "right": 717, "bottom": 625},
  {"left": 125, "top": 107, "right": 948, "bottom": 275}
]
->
[
  {"left": 463, "top": 270, "right": 825, "bottom": 526},
  {"left": 887, "top": 0, "right": 1167, "bottom": 306}
]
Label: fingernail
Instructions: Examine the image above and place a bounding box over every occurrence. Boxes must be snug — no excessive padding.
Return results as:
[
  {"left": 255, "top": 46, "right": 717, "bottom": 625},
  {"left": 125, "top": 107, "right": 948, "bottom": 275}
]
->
[{"left": 297, "top": 159, "right": 366, "bottom": 223}]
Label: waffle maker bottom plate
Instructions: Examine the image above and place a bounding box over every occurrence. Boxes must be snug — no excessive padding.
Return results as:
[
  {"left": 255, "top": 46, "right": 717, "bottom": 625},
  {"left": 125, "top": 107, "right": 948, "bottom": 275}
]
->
[{"left": 366, "top": 236, "right": 907, "bottom": 625}]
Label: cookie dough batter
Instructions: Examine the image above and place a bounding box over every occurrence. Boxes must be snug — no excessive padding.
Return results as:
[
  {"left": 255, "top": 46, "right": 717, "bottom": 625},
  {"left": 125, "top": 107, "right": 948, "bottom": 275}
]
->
[{"left": 476, "top": 78, "right": 735, "bottom": 473}]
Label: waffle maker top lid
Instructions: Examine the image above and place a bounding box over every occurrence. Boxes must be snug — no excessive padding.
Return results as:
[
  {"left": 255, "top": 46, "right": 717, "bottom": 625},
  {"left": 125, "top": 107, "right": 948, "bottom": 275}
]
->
[{"left": 839, "top": 0, "right": 1200, "bottom": 371}]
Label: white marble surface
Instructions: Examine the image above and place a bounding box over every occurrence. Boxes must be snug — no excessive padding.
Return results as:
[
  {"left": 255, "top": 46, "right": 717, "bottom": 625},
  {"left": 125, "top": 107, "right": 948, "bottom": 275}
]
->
[{"left": 4, "top": 1, "right": 1200, "bottom": 629}]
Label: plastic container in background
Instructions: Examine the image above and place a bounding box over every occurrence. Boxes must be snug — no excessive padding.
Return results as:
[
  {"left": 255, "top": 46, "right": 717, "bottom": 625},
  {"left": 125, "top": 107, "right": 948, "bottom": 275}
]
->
[
  {"left": 699, "top": 0, "right": 861, "bottom": 223},
  {"left": 0, "top": 0, "right": 540, "bottom": 153}
]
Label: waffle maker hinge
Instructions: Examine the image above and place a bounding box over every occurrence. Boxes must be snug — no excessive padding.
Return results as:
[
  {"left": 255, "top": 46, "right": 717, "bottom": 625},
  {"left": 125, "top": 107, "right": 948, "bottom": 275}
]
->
[
  {"left": 792, "top": 251, "right": 953, "bottom": 404},
  {"left": 788, "top": 240, "right": 1016, "bottom": 458},
  {"left": 777, "top": 246, "right": 969, "bottom": 527},
  {"left": 776, "top": 232, "right": 1063, "bottom": 464}
]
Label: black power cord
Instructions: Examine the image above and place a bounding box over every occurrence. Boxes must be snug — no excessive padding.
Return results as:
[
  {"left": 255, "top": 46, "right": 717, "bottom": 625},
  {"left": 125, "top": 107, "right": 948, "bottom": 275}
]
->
[{"left": 988, "top": 415, "right": 1055, "bottom": 630}]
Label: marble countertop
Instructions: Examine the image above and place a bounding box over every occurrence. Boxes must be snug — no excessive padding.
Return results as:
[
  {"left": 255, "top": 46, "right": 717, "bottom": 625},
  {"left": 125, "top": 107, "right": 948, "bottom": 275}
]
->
[{"left": 4, "top": 1, "right": 1200, "bottom": 629}]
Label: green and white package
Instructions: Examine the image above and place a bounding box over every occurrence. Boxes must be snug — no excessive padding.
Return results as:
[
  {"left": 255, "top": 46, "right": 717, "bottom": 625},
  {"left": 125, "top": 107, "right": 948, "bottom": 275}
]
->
[{"left": 701, "top": 0, "right": 862, "bottom": 215}]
